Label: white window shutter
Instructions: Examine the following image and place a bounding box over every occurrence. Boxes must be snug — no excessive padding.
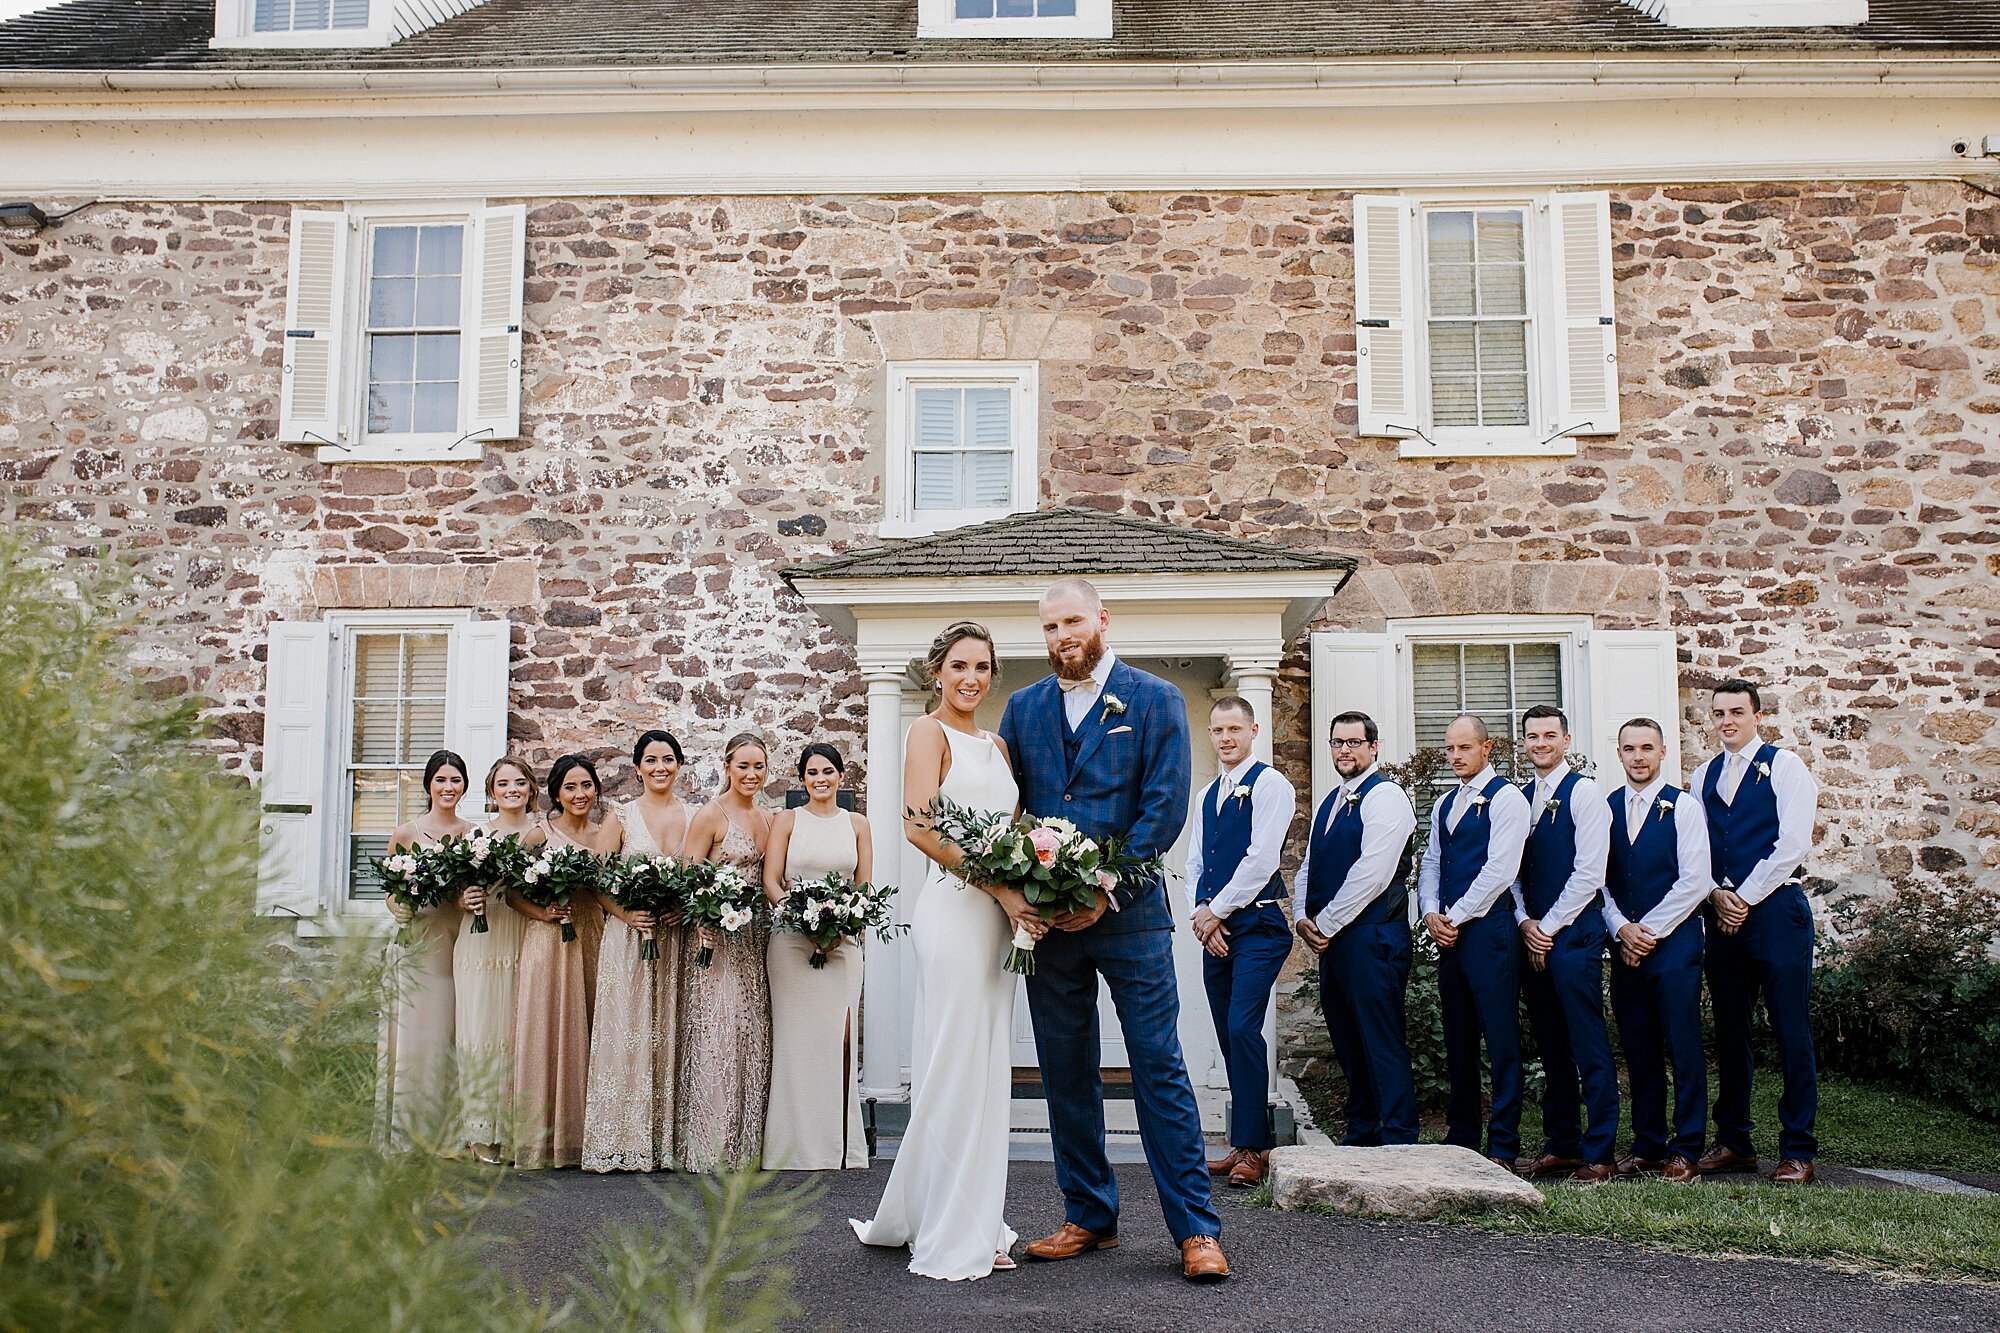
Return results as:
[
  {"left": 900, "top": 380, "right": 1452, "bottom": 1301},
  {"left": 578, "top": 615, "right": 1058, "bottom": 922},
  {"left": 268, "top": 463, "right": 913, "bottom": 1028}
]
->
[
  {"left": 1310, "top": 631, "right": 1400, "bottom": 804},
  {"left": 1353, "top": 195, "right": 1418, "bottom": 437},
  {"left": 448, "top": 618, "right": 513, "bottom": 819},
  {"left": 278, "top": 209, "right": 350, "bottom": 445},
  {"left": 1547, "top": 190, "right": 1621, "bottom": 436},
  {"left": 465, "top": 204, "right": 527, "bottom": 442},
  {"left": 258, "top": 620, "right": 332, "bottom": 917},
  {"left": 1587, "top": 629, "right": 1680, "bottom": 785}
]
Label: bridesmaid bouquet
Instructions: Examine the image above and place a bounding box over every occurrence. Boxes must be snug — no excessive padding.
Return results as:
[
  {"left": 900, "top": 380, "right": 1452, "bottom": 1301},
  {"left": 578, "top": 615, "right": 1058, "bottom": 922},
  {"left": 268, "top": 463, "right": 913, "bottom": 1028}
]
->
[
  {"left": 772, "top": 870, "right": 903, "bottom": 969},
  {"left": 433, "top": 829, "right": 498, "bottom": 934},
  {"left": 679, "top": 861, "right": 760, "bottom": 968},
  {"left": 917, "top": 795, "right": 1162, "bottom": 975},
  {"left": 369, "top": 844, "right": 456, "bottom": 947},
  {"left": 601, "top": 853, "right": 684, "bottom": 961},
  {"left": 506, "top": 843, "right": 602, "bottom": 943}
]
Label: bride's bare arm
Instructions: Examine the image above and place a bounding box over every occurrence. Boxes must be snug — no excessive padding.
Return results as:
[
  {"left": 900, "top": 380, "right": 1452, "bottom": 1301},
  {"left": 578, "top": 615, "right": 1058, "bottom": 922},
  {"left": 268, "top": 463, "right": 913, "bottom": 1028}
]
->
[{"left": 902, "top": 718, "right": 963, "bottom": 872}]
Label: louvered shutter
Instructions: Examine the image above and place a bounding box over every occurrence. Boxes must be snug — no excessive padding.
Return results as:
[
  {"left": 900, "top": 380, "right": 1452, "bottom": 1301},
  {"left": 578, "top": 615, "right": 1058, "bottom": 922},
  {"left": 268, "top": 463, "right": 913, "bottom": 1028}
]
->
[
  {"left": 448, "top": 618, "right": 512, "bottom": 819},
  {"left": 1548, "top": 190, "right": 1621, "bottom": 436},
  {"left": 465, "top": 204, "right": 527, "bottom": 442},
  {"left": 1588, "top": 629, "right": 1680, "bottom": 784},
  {"left": 965, "top": 386, "right": 1014, "bottom": 508},
  {"left": 1353, "top": 195, "right": 1418, "bottom": 437},
  {"left": 279, "top": 209, "right": 350, "bottom": 445},
  {"left": 258, "top": 620, "right": 331, "bottom": 917},
  {"left": 911, "top": 387, "right": 962, "bottom": 510},
  {"left": 1310, "top": 632, "right": 1399, "bottom": 804}
]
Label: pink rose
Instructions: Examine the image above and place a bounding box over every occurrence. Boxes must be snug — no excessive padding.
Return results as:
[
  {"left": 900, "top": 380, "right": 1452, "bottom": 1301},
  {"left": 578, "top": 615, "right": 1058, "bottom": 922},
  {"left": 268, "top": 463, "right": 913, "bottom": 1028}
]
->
[
  {"left": 1097, "top": 870, "right": 1118, "bottom": 893},
  {"left": 1028, "top": 826, "right": 1061, "bottom": 866}
]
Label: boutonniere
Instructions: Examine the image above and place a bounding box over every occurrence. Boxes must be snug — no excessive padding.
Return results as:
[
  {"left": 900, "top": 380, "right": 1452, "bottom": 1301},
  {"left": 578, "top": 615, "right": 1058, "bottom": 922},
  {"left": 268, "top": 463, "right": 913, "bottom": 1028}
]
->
[
  {"left": 1344, "top": 789, "right": 1362, "bottom": 811},
  {"left": 1231, "top": 783, "right": 1254, "bottom": 804},
  {"left": 1542, "top": 797, "right": 1562, "bottom": 823},
  {"left": 1753, "top": 760, "right": 1772, "bottom": 785},
  {"left": 1100, "top": 693, "right": 1127, "bottom": 723},
  {"left": 1655, "top": 796, "right": 1675, "bottom": 822},
  {"left": 1469, "top": 793, "right": 1489, "bottom": 812}
]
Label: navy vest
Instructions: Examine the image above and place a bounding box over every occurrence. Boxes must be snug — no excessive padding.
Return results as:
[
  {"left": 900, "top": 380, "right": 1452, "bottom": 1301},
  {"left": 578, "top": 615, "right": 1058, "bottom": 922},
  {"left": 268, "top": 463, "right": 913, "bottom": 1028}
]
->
[
  {"left": 1606, "top": 786, "right": 1684, "bottom": 921},
  {"left": 1197, "top": 762, "right": 1285, "bottom": 907},
  {"left": 1517, "top": 769, "right": 1583, "bottom": 921},
  {"left": 1436, "top": 773, "right": 1512, "bottom": 912},
  {"left": 1701, "top": 743, "right": 1789, "bottom": 889},
  {"left": 1303, "top": 771, "right": 1414, "bottom": 925},
  {"left": 1060, "top": 695, "right": 1086, "bottom": 768}
]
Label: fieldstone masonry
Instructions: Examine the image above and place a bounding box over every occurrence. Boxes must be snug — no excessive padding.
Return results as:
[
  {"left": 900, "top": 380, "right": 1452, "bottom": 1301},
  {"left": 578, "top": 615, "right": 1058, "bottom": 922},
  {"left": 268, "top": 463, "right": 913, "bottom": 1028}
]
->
[{"left": 2, "top": 186, "right": 1995, "bottom": 1012}]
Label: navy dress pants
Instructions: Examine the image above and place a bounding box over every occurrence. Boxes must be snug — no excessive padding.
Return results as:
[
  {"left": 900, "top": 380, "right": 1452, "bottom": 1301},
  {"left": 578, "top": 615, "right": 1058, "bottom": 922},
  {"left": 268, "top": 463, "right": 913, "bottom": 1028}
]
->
[
  {"left": 1200, "top": 902, "right": 1292, "bottom": 1151},
  {"left": 1437, "top": 909, "right": 1522, "bottom": 1160},
  {"left": 1707, "top": 884, "right": 1818, "bottom": 1161},
  {"left": 1317, "top": 915, "right": 1419, "bottom": 1146},
  {"left": 1610, "top": 922, "right": 1707, "bottom": 1162},
  {"left": 1520, "top": 920, "right": 1620, "bottom": 1165}
]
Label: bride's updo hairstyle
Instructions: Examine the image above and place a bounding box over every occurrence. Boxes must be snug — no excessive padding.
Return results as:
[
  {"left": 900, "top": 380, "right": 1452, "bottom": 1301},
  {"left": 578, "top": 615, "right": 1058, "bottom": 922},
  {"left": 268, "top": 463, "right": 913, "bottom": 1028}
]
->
[{"left": 922, "top": 620, "right": 1000, "bottom": 688}]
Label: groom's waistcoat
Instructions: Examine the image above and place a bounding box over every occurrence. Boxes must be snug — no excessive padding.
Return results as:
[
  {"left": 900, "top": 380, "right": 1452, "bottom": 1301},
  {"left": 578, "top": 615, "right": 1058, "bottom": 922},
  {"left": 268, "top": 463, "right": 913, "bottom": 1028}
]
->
[
  {"left": 1302, "top": 770, "right": 1413, "bottom": 927},
  {"left": 1196, "top": 761, "right": 1285, "bottom": 908},
  {"left": 1437, "top": 773, "right": 1513, "bottom": 914}
]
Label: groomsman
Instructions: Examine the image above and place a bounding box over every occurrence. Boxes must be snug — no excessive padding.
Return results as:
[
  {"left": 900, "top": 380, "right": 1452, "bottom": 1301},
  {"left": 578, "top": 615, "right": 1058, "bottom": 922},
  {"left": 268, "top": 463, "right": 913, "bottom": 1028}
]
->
[
  {"left": 1186, "top": 697, "right": 1297, "bottom": 1188},
  {"left": 1604, "top": 718, "right": 1713, "bottom": 1183},
  {"left": 1293, "top": 711, "right": 1420, "bottom": 1147},
  {"left": 1419, "top": 714, "right": 1531, "bottom": 1167},
  {"left": 1691, "top": 680, "right": 1822, "bottom": 1185},
  {"left": 1511, "top": 704, "right": 1621, "bottom": 1183}
]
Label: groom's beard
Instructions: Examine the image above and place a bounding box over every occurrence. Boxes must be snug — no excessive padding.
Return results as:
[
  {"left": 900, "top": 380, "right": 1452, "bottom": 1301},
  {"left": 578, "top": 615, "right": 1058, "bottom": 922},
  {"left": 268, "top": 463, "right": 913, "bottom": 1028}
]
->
[{"left": 1049, "top": 631, "right": 1107, "bottom": 683}]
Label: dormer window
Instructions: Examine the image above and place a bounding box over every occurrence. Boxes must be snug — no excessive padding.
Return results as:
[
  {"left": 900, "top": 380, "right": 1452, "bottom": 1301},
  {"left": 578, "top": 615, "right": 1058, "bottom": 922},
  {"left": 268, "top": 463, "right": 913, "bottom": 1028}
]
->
[
  {"left": 917, "top": 0, "right": 1112, "bottom": 39},
  {"left": 1616, "top": 0, "right": 1866, "bottom": 26},
  {"left": 254, "top": 0, "right": 370, "bottom": 33},
  {"left": 213, "top": 0, "right": 391, "bottom": 46}
]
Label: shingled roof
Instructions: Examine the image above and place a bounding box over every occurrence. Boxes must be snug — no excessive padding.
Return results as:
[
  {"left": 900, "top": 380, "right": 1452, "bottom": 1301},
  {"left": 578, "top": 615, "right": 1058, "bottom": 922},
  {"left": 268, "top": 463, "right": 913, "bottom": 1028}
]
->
[
  {"left": 2, "top": 0, "right": 1996, "bottom": 73},
  {"left": 783, "top": 508, "right": 1357, "bottom": 584}
]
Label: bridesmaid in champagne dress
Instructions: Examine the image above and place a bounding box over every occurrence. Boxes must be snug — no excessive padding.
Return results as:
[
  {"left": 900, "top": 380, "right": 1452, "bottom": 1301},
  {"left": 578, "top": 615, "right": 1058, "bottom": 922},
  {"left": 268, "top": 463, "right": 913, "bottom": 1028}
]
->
[
  {"left": 762, "top": 742, "right": 874, "bottom": 1170},
  {"left": 511, "top": 753, "right": 613, "bottom": 1169},
  {"left": 584, "top": 729, "right": 690, "bottom": 1173},
  {"left": 676, "top": 732, "right": 775, "bottom": 1172},
  {"left": 379, "top": 749, "right": 470, "bottom": 1153},
  {"left": 452, "top": 756, "right": 539, "bottom": 1163}
]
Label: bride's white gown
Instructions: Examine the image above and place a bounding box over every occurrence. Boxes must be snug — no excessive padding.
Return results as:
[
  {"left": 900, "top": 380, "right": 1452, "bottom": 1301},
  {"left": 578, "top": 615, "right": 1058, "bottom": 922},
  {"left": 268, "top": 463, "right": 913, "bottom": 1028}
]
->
[{"left": 851, "top": 725, "right": 1019, "bottom": 1281}]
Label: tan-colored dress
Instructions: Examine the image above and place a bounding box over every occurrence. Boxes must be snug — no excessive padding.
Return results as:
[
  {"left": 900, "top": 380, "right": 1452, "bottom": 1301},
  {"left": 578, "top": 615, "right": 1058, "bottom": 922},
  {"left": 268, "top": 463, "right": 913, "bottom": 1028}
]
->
[
  {"left": 378, "top": 849, "right": 462, "bottom": 1154},
  {"left": 453, "top": 858, "right": 527, "bottom": 1154},
  {"left": 582, "top": 802, "right": 684, "bottom": 1172},
  {"left": 510, "top": 821, "right": 605, "bottom": 1170},
  {"left": 674, "top": 815, "right": 773, "bottom": 1172},
  {"left": 763, "top": 808, "right": 868, "bottom": 1170}
]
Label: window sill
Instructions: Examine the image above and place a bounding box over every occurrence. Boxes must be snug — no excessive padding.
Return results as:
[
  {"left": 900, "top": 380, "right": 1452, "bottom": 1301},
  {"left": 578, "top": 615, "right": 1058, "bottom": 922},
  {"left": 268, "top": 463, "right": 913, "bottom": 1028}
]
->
[
  {"left": 315, "top": 437, "right": 488, "bottom": 465},
  {"left": 880, "top": 507, "right": 1028, "bottom": 539},
  {"left": 1387, "top": 432, "right": 1586, "bottom": 461},
  {"left": 211, "top": 27, "right": 395, "bottom": 49},
  {"left": 293, "top": 911, "right": 393, "bottom": 939}
]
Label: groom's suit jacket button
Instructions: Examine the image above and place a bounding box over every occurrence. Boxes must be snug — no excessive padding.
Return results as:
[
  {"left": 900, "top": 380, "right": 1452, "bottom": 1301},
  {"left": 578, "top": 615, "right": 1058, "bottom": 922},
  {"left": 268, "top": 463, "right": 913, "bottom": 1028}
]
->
[{"left": 1064, "top": 794, "right": 1073, "bottom": 801}]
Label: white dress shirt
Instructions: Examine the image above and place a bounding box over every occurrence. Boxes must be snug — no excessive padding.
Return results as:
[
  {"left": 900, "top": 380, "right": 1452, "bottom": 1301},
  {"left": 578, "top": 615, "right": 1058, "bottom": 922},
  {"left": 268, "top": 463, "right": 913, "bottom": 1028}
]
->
[
  {"left": 1686, "top": 743, "right": 1818, "bottom": 905},
  {"left": 1600, "top": 777, "right": 1714, "bottom": 940},
  {"left": 1291, "top": 764, "right": 1419, "bottom": 938},
  {"left": 1417, "top": 766, "right": 1531, "bottom": 926},
  {"left": 1509, "top": 770, "right": 1612, "bottom": 934},
  {"left": 1060, "top": 649, "right": 1119, "bottom": 731},
  {"left": 1184, "top": 756, "right": 1297, "bottom": 920}
]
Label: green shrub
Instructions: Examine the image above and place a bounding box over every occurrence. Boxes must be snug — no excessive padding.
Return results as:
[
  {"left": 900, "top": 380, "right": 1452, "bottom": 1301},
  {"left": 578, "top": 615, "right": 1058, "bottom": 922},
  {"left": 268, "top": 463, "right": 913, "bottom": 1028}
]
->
[
  {"left": 1813, "top": 876, "right": 2000, "bottom": 1122},
  {"left": 0, "top": 542, "right": 813, "bottom": 1331}
]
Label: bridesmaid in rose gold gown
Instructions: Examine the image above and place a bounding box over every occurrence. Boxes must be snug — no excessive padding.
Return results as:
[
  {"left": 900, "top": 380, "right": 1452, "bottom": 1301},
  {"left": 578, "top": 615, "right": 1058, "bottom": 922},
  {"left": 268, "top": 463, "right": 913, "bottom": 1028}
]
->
[
  {"left": 676, "top": 732, "right": 775, "bottom": 1172},
  {"left": 510, "top": 753, "right": 612, "bottom": 1170},
  {"left": 583, "top": 729, "right": 690, "bottom": 1173}
]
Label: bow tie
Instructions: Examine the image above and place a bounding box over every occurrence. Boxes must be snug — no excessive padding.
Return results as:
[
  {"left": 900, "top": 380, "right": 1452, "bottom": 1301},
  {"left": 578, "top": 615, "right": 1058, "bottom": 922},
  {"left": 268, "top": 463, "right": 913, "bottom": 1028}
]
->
[{"left": 1058, "top": 676, "right": 1099, "bottom": 693}]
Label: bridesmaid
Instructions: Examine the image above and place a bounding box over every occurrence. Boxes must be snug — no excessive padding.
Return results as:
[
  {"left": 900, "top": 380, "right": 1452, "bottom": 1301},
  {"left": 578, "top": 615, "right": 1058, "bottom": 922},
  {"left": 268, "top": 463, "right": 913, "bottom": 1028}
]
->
[
  {"left": 676, "top": 732, "right": 775, "bottom": 1172},
  {"left": 379, "top": 749, "right": 470, "bottom": 1153},
  {"left": 510, "top": 753, "right": 614, "bottom": 1169},
  {"left": 584, "top": 729, "right": 689, "bottom": 1173},
  {"left": 763, "top": 743, "right": 875, "bottom": 1170},
  {"left": 453, "top": 756, "right": 539, "bottom": 1164}
]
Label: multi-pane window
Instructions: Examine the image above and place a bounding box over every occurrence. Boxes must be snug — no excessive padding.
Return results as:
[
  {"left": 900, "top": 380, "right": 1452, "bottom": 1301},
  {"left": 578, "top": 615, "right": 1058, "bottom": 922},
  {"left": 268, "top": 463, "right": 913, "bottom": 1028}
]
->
[
  {"left": 1410, "top": 640, "right": 1563, "bottom": 820},
  {"left": 954, "top": 0, "right": 1078, "bottom": 15},
  {"left": 1424, "top": 209, "right": 1531, "bottom": 430},
  {"left": 912, "top": 386, "right": 1014, "bottom": 512},
  {"left": 255, "top": 0, "right": 369, "bottom": 32},
  {"left": 344, "top": 630, "right": 450, "bottom": 899},
  {"left": 884, "top": 362, "right": 1036, "bottom": 536},
  {"left": 364, "top": 223, "right": 464, "bottom": 439}
]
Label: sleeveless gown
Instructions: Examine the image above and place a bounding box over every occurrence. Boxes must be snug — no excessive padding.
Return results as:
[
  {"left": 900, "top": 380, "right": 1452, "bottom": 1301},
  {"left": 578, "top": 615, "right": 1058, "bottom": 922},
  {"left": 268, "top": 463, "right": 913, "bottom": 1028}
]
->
[
  {"left": 453, "top": 833, "right": 527, "bottom": 1157},
  {"left": 674, "top": 815, "right": 773, "bottom": 1172},
  {"left": 763, "top": 808, "right": 868, "bottom": 1171},
  {"left": 379, "top": 827, "right": 462, "bottom": 1153},
  {"left": 582, "top": 801, "right": 684, "bottom": 1172},
  {"left": 852, "top": 726, "right": 1019, "bottom": 1280},
  {"left": 510, "top": 820, "right": 605, "bottom": 1169}
]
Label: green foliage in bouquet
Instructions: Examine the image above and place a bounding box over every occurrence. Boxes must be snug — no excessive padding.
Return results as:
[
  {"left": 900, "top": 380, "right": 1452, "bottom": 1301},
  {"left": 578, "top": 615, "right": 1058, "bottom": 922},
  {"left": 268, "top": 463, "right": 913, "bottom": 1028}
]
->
[{"left": 0, "top": 540, "right": 811, "bottom": 1332}]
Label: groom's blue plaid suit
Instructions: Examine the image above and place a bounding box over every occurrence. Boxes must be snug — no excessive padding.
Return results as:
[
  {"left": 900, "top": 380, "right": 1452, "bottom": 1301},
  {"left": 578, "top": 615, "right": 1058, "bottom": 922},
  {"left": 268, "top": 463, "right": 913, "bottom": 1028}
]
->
[{"left": 999, "top": 658, "right": 1221, "bottom": 1244}]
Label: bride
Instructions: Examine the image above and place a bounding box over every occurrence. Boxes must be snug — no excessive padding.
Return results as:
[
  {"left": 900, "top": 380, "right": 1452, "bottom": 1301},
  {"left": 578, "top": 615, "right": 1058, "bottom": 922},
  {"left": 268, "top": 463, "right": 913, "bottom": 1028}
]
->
[{"left": 851, "top": 620, "right": 1048, "bottom": 1281}]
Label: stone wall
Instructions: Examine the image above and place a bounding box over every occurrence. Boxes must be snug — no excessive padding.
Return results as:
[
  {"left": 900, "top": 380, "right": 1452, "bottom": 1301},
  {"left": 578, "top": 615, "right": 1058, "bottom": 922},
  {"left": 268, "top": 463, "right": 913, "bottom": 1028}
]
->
[{"left": 1, "top": 182, "right": 1994, "bottom": 897}]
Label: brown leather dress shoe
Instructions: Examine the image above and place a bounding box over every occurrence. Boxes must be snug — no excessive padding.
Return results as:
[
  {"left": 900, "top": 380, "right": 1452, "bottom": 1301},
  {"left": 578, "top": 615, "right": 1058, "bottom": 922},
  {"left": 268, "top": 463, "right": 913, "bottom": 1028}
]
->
[
  {"left": 1696, "top": 1145, "right": 1759, "bottom": 1175},
  {"left": 1772, "top": 1158, "right": 1816, "bottom": 1185},
  {"left": 1659, "top": 1156, "right": 1699, "bottom": 1183},
  {"left": 1614, "top": 1154, "right": 1663, "bottom": 1177},
  {"left": 1522, "top": 1153, "right": 1587, "bottom": 1179},
  {"left": 1570, "top": 1162, "right": 1615, "bottom": 1184},
  {"left": 1207, "top": 1147, "right": 1247, "bottom": 1177},
  {"left": 1227, "top": 1150, "right": 1268, "bottom": 1188},
  {"left": 1025, "top": 1222, "right": 1119, "bottom": 1262},
  {"left": 1487, "top": 1155, "right": 1517, "bottom": 1172},
  {"left": 1181, "top": 1235, "right": 1230, "bottom": 1283}
]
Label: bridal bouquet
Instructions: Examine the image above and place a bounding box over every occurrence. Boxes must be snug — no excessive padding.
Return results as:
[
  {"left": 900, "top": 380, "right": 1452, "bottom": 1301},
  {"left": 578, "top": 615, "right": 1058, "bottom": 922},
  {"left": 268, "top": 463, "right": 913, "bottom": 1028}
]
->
[
  {"left": 679, "top": 861, "right": 761, "bottom": 968},
  {"left": 771, "top": 870, "right": 902, "bottom": 969},
  {"left": 600, "top": 853, "right": 685, "bottom": 961},
  {"left": 369, "top": 844, "right": 457, "bottom": 946},
  {"left": 505, "top": 842, "right": 602, "bottom": 943},
  {"left": 918, "top": 796, "right": 1163, "bottom": 975},
  {"left": 431, "top": 828, "right": 499, "bottom": 934}
]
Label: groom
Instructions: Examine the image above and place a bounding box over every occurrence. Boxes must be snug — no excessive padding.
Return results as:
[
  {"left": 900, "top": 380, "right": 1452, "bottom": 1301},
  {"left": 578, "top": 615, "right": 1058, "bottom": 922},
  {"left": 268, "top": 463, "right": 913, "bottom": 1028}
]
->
[{"left": 998, "top": 577, "right": 1229, "bottom": 1283}]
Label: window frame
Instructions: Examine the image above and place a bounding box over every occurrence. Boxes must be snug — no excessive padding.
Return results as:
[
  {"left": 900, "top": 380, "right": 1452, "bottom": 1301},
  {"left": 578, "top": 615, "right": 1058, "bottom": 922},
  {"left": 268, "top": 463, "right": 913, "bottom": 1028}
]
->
[
  {"left": 211, "top": 0, "right": 394, "bottom": 48},
  {"left": 882, "top": 361, "right": 1040, "bottom": 538},
  {"left": 1393, "top": 616, "right": 1590, "bottom": 795},
  {"left": 915, "top": 0, "right": 1113, "bottom": 38}
]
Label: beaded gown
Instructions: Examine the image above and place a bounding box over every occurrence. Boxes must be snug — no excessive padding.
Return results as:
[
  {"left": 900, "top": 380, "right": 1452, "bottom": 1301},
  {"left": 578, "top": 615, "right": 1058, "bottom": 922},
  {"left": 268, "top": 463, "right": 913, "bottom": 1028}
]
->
[
  {"left": 510, "top": 820, "right": 604, "bottom": 1169},
  {"left": 674, "top": 815, "right": 773, "bottom": 1172}
]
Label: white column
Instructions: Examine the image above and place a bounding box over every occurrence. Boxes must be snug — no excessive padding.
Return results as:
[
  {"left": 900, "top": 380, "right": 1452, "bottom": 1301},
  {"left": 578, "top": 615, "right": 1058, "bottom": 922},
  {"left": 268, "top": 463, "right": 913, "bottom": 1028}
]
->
[
  {"left": 860, "top": 657, "right": 910, "bottom": 1099},
  {"left": 1226, "top": 653, "right": 1286, "bottom": 1114}
]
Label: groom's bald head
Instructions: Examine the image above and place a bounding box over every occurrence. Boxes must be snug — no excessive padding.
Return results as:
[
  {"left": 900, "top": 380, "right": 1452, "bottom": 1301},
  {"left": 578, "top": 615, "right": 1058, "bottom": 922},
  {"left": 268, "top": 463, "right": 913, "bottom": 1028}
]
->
[{"left": 1039, "top": 576, "right": 1103, "bottom": 616}]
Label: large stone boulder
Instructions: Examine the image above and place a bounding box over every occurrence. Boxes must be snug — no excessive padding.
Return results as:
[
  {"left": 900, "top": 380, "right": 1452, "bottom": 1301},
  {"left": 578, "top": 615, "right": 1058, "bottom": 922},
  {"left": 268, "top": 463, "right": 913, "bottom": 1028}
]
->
[{"left": 1269, "top": 1144, "right": 1545, "bottom": 1218}]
